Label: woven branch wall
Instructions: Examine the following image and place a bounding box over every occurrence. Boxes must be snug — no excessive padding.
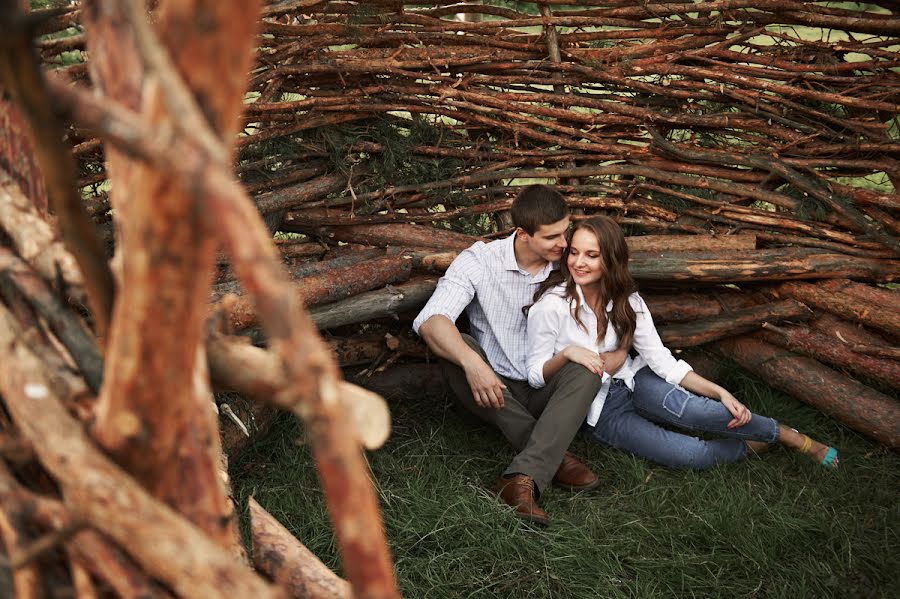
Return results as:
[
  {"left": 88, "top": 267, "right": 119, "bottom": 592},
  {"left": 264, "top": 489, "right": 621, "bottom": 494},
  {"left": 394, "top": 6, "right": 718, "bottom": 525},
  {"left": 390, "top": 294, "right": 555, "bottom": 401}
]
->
[{"left": 36, "top": 0, "right": 898, "bottom": 257}]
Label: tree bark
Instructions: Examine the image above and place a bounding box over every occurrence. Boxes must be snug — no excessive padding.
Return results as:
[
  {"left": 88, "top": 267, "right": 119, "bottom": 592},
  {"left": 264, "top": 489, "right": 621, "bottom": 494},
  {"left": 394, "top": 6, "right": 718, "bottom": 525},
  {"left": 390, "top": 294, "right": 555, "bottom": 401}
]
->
[
  {"left": 0, "top": 304, "right": 278, "bottom": 599},
  {"left": 658, "top": 299, "right": 812, "bottom": 348},
  {"left": 224, "top": 255, "right": 413, "bottom": 331},
  {"left": 250, "top": 497, "right": 352, "bottom": 599},
  {"left": 776, "top": 281, "right": 900, "bottom": 339},
  {"left": 759, "top": 323, "right": 899, "bottom": 391},
  {"left": 83, "top": 0, "right": 262, "bottom": 550}
]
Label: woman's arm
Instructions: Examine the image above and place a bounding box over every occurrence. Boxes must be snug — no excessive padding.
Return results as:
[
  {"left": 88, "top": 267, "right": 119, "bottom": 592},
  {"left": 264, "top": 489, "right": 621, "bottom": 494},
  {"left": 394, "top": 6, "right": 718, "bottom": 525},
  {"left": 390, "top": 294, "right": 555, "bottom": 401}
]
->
[
  {"left": 677, "top": 371, "right": 751, "bottom": 429},
  {"left": 541, "top": 346, "right": 607, "bottom": 382},
  {"left": 526, "top": 294, "right": 605, "bottom": 386}
]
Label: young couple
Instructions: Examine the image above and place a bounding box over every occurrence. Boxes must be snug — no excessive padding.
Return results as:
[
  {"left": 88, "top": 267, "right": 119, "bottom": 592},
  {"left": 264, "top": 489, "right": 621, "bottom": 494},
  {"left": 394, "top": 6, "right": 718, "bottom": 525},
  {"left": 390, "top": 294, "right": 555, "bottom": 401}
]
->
[{"left": 413, "top": 185, "right": 838, "bottom": 526}]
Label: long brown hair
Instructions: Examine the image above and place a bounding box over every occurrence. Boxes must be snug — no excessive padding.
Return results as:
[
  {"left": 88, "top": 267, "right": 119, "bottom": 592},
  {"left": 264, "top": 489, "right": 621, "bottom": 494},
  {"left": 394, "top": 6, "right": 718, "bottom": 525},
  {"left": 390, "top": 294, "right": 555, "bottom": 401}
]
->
[{"left": 533, "top": 216, "right": 638, "bottom": 350}]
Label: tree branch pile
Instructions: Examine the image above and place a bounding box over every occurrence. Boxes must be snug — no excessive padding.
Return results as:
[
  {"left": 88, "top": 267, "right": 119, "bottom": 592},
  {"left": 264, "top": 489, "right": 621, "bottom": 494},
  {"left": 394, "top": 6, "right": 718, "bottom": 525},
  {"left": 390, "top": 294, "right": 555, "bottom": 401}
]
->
[{"left": 0, "top": 0, "right": 898, "bottom": 595}]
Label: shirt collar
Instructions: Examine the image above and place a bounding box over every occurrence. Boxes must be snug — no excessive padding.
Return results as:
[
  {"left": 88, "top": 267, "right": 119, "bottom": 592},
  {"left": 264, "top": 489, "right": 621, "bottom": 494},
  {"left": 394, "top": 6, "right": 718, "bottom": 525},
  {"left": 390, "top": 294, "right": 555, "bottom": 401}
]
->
[
  {"left": 575, "top": 283, "right": 613, "bottom": 314},
  {"left": 502, "top": 232, "right": 555, "bottom": 280}
]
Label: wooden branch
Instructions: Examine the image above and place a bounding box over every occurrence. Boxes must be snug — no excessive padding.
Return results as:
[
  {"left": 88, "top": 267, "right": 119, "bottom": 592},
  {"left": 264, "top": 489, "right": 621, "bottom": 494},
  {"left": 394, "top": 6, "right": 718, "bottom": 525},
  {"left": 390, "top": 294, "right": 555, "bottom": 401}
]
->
[
  {"left": 250, "top": 497, "right": 352, "bottom": 599},
  {"left": 0, "top": 170, "right": 87, "bottom": 306},
  {"left": 0, "top": 304, "right": 279, "bottom": 599},
  {"left": 0, "top": 247, "right": 102, "bottom": 392},
  {"left": 0, "top": 2, "right": 115, "bottom": 338}
]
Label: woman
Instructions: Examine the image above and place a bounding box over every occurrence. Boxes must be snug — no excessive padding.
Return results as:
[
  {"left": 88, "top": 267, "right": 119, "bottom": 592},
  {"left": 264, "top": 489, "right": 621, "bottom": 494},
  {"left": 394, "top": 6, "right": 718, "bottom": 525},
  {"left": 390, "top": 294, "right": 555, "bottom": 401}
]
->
[{"left": 526, "top": 216, "right": 838, "bottom": 470}]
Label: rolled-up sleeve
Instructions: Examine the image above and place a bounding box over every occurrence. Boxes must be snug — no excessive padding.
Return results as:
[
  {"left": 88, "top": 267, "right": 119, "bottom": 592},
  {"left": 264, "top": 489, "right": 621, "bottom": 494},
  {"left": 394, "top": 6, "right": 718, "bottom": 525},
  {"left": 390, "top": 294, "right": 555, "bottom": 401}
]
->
[
  {"left": 630, "top": 294, "right": 693, "bottom": 385},
  {"left": 525, "top": 295, "right": 564, "bottom": 388},
  {"left": 412, "top": 246, "right": 482, "bottom": 335}
]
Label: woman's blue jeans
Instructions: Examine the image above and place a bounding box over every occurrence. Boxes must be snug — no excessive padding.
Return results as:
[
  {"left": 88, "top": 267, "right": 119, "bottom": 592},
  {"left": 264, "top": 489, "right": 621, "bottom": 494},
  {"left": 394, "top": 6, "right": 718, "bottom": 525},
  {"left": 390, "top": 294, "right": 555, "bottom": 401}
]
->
[{"left": 582, "top": 367, "right": 779, "bottom": 470}]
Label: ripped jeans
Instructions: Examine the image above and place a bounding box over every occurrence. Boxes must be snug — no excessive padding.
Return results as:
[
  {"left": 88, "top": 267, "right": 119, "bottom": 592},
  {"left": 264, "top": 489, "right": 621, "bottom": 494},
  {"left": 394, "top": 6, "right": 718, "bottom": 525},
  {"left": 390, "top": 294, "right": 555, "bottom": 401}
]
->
[{"left": 582, "top": 367, "right": 779, "bottom": 470}]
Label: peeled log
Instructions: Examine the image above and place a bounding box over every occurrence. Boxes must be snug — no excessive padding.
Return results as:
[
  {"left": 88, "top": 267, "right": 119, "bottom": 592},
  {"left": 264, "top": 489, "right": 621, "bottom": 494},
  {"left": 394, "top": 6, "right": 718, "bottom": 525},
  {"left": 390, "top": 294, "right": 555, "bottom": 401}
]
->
[
  {"left": 249, "top": 498, "right": 352, "bottom": 599},
  {"left": 283, "top": 214, "right": 481, "bottom": 250},
  {"left": 225, "top": 256, "right": 412, "bottom": 330},
  {"left": 777, "top": 281, "right": 900, "bottom": 339},
  {"left": 712, "top": 335, "right": 900, "bottom": 448},
  {"left": 759, "top": 324, "right": 899, "bottom": 391},
  {"left": 627, "top": 233, "right": 756, "bottom": 253},
  {"left": 630, "top": 248, "right": 899, "bottom": 284},
  {"left": 658, "top": 299, "right": 812, "bottom": 348}
]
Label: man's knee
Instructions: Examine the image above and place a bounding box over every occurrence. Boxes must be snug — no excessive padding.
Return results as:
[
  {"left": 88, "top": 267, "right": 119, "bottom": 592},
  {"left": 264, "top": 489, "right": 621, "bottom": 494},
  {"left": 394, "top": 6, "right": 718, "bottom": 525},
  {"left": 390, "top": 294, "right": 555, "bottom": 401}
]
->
[{"left": 556, "top": 362, "right": 604, "bottom": 397}]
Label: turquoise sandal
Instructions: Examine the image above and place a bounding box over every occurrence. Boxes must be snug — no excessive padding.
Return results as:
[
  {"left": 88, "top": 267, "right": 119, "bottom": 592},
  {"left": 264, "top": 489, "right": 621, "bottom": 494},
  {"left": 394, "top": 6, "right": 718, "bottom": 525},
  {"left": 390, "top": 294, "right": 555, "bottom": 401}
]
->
[{"left": 799, "top": 433, "right": 839, "bottom": 469}]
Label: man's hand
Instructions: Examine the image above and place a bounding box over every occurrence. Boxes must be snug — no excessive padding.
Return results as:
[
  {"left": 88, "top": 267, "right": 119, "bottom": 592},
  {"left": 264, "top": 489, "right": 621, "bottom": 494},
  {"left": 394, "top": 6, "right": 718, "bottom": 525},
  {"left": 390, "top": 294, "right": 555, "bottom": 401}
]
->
[
  {"left": 599, "top": 346, "right": 629, "bottom": 376},
  {"left": 462, "top": 356, "right": 507, "bottom": 409}
]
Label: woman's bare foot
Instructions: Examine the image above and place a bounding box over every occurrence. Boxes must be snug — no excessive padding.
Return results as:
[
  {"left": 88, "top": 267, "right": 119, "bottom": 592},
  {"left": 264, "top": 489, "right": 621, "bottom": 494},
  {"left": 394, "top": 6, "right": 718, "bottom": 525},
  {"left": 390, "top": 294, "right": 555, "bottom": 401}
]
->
[{"left": 779, "top": 426, "right": 839, "bottom": 468}]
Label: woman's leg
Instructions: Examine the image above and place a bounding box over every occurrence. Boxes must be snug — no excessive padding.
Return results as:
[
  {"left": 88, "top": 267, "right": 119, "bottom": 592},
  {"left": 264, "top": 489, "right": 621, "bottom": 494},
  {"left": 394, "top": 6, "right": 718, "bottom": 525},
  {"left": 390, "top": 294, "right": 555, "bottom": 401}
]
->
[
  {"left": 582, "top": 382, "right": 748, "bottom": 470},
  {"left": 630, "top": 367, "right": 779, "bottom": 443}
]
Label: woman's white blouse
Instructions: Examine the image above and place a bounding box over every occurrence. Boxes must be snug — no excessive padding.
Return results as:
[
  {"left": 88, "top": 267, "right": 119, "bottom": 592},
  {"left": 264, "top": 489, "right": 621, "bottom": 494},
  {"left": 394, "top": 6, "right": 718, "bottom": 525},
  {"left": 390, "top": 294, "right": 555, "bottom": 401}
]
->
[{"left": 526, "top": 284, "right": 693, "bottom": 426}]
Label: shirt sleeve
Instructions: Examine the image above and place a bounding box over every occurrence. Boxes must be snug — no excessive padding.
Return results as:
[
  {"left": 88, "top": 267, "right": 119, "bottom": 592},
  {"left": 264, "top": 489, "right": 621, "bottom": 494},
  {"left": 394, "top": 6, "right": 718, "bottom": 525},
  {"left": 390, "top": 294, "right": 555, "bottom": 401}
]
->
[
  {"left": 630, "top": 293, "right": 693, "bottom": 386},
  {"left": 412, "top": 245, "right": 483, "bottom": 335},
  {"left": 525, "top": 294, "right": 565, "bottom": 388}
]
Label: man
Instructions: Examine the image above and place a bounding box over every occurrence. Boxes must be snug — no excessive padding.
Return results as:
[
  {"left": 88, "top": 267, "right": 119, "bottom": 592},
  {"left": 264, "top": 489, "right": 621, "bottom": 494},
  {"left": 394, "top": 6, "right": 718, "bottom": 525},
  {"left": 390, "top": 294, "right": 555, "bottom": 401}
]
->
[{"left": 413, "top": 184, "right": 626, "bottom": 525}]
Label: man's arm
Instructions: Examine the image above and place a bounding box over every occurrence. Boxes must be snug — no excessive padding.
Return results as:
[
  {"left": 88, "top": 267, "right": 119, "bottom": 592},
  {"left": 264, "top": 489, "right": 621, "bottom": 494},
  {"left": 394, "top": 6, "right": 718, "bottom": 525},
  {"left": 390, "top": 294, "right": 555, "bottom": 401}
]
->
[{"left": 419, "top": 315, "right": 507, "bottom": 409}]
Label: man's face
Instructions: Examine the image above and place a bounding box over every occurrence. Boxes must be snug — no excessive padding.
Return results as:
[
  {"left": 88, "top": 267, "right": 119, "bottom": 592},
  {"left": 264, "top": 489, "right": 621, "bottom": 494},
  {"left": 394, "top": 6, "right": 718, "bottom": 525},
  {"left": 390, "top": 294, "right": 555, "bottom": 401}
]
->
[{"left": 520, "top": 217, "right": 570, "bottom": 263}]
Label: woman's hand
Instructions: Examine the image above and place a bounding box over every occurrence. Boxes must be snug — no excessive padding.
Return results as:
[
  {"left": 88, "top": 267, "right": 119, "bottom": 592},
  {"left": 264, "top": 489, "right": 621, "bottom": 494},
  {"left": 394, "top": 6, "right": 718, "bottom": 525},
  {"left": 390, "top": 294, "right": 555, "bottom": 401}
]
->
[
  {"left": 562, "top": 346, "right": 606, "bottom": 376},
  {"left": 719, "top": 390, "right": 752, "bottom": 429}
]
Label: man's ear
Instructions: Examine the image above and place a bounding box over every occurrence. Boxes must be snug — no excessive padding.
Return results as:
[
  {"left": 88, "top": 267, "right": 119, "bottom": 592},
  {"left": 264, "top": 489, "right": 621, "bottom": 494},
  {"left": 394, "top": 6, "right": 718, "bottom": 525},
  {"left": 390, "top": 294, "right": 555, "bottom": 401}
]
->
[{"left": 514, "top": 226, "right": 528, "bottom": 239}]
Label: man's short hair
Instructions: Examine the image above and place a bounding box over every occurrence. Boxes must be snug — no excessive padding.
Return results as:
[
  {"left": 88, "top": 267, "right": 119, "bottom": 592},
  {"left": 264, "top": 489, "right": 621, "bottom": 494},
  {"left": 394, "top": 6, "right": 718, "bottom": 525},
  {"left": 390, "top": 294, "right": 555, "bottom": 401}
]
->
[{"left": 510, "top": 184, "right": 568, "bottom": 234}]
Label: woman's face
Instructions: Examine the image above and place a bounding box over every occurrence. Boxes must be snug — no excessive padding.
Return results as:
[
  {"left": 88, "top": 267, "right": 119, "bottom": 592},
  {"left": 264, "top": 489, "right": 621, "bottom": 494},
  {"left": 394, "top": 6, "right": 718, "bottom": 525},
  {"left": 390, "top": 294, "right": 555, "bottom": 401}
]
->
[{"left": 567, "top": 227, "right": 604, "bottom": 286}]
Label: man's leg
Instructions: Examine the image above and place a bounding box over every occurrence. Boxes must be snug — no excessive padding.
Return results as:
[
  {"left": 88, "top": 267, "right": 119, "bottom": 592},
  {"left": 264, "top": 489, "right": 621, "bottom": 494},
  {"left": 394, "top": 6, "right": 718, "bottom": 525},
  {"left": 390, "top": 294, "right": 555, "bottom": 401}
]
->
[
  {"left": 506, "top": 362, "right": 603, "bottom": 494},
  {"left": 439, "top": 334, "right": 537, "bottom": 450},
  {"left": 439, "top": 335, "right": 551, "bottom": 524}
]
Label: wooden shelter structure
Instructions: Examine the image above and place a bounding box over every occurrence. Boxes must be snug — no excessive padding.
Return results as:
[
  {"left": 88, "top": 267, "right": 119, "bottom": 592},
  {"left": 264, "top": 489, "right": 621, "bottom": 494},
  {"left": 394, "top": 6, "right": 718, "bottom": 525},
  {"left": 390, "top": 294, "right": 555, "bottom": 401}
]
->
[{"left": 0, "top": 1, "right": 897, "bottom": 597}]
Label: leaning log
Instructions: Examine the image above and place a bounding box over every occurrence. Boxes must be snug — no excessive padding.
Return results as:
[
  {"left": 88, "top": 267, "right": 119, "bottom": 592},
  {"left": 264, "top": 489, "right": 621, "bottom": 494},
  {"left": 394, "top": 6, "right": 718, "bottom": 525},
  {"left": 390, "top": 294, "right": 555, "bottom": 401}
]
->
[
  {"left": 249, "top": 498, "right": 352, "bottom": 599},
  {"left": 776, "top": 281, "right": 900, "bottom": 339},
  {"left": 658, "top": 299, "right": 812, "bottom": 348},
  {"left": 759, "top": 323, "right": 900, "bottom": 391},
  {"left": 713, "top": 335, "right": 900, "bottom": 448}
]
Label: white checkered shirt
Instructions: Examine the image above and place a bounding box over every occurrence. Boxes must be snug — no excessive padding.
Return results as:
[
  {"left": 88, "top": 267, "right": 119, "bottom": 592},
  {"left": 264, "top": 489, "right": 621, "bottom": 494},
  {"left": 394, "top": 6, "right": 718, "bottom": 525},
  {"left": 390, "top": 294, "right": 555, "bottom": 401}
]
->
[{"left": 412, "top": 233, "right": 555, "bottom": 381}]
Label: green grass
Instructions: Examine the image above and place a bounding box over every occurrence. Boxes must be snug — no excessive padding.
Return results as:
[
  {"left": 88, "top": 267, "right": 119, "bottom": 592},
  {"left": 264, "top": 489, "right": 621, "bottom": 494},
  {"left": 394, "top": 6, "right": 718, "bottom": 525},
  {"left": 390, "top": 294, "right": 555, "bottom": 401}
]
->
[{"left": 232, "top": 362, "right": 899, "bottom": 599}]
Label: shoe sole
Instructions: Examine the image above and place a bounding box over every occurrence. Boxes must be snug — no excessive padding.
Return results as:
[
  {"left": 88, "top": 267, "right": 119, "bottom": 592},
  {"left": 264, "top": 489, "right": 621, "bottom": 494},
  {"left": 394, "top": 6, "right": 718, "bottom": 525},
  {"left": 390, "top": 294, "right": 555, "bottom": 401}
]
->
[
  {"left": 552, "top": 478, "right": 601, "bottom": 492},
  {"left": 513, "top": 510, "right": 550, "bottom": 526}
]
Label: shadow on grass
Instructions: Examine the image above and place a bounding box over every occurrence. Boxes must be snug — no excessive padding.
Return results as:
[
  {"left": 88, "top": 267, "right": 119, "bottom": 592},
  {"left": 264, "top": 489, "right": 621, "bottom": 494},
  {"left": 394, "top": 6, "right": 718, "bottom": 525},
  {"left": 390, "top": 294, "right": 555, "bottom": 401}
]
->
[{"left": 232, "top": 359, "right": 899, "bottom": 599}]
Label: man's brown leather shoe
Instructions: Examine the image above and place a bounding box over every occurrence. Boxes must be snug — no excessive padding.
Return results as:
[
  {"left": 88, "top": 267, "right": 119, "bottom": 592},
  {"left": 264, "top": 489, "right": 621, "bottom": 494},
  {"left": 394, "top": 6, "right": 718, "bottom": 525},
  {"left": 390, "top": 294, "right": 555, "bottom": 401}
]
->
[
  {"left": 552, "top": 452, "right": 600, "bottom": 491},
  {"left": 493, "top": 474, "right": 549, "bottom": 526}
]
